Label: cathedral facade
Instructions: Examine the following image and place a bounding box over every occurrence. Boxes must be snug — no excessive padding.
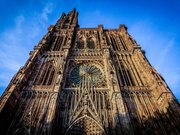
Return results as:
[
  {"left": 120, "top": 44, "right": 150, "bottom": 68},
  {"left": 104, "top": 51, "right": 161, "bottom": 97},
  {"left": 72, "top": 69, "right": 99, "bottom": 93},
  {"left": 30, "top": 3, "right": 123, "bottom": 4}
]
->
[{"left": 0, "top": 9, "right": 180, "bottom": 135}]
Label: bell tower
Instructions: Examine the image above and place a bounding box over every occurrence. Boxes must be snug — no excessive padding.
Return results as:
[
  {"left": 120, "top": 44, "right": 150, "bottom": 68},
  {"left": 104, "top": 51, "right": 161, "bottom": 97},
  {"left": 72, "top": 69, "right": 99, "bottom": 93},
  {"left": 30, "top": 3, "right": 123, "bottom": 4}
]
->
[{"left": 0, "top": 9, "right": 180, "bottom": 135}]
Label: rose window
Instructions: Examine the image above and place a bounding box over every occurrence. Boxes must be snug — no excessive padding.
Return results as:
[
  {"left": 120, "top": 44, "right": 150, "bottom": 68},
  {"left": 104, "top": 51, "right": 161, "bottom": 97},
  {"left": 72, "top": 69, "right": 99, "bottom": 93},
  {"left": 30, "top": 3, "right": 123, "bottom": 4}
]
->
[{"left": 69, "top": 64, "right": 104, "bottom": 87}]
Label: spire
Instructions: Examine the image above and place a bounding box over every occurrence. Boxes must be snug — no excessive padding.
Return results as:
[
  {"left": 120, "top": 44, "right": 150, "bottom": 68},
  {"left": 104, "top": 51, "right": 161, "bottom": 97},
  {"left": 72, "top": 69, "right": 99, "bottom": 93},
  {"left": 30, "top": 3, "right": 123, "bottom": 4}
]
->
[
  {"left": 55, "top": 8, "right": 78, "bottom": 29},
  {"left": 68, "top": 8, "right": 76, "bottom": 16}
]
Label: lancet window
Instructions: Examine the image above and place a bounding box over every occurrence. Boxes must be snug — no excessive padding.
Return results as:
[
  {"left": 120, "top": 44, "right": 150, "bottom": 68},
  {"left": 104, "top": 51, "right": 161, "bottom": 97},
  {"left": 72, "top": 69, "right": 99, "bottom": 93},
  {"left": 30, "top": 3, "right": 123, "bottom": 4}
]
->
[
  {"left": 119, "top": 62, "right": 135, "bottom": 86},
  {"left": 63, "top": 18, "right": 70, "bottom": 28},
  {"left": 49, "top": 35, "right": 56, "bottom": 46},
  {"left": 105, "top": 35, "right": 111, "bottom": 45},
  {"left": 53, "top": 36, "right": 64, "bottom": 51},
  {"left": 119, "top": 36, "right": 128, "bottom": 50},
  {"left": 34, "top": 62, "right": 55, "bottom": 85},
  {"left": 77, "top": 40, "right": 84, "bottom": 49},
  {"left": 87, "top": 39, "right": 95, "bottom": 49},
  {"left": 110, "top": 36, "right": 118, "bottom": 50}
]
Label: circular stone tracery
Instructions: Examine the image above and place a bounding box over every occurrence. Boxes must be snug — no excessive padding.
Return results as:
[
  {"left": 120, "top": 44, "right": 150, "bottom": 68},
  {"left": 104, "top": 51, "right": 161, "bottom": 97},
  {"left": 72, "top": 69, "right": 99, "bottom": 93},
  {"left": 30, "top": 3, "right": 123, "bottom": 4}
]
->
[{"left": 69, "top": 64, "right": 104, "bottom": 87}]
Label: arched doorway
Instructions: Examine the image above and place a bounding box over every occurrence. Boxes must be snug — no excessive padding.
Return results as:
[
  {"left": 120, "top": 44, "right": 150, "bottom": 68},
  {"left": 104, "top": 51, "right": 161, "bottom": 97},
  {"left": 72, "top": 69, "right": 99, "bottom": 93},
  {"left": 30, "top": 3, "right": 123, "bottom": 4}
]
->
[{"left": 65, "top": 115, "right": 106, "bottom": 135}]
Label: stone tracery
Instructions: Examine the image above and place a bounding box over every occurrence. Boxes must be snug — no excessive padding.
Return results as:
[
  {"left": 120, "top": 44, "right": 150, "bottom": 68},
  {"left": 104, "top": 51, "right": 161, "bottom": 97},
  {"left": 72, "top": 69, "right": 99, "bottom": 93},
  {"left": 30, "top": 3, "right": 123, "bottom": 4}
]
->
[
  {"left": 0, "top": 8, "right": 180, "bottom": 135},
  {"left": 69, "top": 64, "right": 104, "bottom": 87}
]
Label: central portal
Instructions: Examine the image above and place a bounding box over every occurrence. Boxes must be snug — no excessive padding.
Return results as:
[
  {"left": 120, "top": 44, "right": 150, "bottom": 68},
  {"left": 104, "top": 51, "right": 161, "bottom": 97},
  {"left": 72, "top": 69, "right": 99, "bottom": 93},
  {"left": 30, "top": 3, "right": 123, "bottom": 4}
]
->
[
  {"left": 58, "top": 63, "right": 108, "bottom": 134},
  {"left": 66, "top": 115, "right": 105, "bottom": 135}
]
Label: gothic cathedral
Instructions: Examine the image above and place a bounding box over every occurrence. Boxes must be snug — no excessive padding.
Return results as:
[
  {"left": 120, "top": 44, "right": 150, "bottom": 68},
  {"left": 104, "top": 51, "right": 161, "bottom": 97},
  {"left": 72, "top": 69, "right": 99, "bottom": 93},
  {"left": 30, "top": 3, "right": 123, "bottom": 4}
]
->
[{"left": 0, "top": 9, "right": 180, "bottom": 135}]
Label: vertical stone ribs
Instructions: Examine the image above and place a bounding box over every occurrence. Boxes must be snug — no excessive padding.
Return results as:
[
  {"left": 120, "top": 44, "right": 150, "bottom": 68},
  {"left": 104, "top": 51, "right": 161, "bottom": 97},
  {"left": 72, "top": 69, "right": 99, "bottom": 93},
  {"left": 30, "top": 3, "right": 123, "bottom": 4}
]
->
[
  {"left": 52, "top": 36, "right": 64, "bottom": 51},
  {"left": 58, "top": 64, "right": 109, "bottom": 134},
  {"left": 0, "top": 9, "right": 180, "bottom": 135},
  {"left": 6, "top": 91, "right": 58, "bottom": 135},
  {"left": 34, "top": 62, "right": 55, "bottom": 86}
]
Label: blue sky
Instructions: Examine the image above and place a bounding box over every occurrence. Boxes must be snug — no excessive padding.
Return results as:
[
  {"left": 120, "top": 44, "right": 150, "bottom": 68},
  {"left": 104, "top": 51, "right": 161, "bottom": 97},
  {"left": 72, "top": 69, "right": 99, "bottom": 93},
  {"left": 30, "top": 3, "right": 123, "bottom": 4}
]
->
[{"left": 0, "top": 0, "right": 180, "bottom": 100}]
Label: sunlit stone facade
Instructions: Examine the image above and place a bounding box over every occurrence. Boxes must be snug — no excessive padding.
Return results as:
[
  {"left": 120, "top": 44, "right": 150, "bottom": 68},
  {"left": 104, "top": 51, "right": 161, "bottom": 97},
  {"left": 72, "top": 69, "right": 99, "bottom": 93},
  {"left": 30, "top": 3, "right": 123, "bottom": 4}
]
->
[{"left": 0, "top": 9, "right": 180, "bottom": 135}]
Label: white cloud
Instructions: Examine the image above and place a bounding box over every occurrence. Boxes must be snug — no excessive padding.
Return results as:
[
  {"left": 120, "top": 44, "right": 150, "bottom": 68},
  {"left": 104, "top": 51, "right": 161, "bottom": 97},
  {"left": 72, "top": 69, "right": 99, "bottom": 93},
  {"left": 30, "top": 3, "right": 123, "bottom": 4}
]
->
[
  {"left": 39, "top": 2, "right": 54, "bottom": 22},
  {"left": 0, "top": 3, "right": 54, "bottom": 93}
]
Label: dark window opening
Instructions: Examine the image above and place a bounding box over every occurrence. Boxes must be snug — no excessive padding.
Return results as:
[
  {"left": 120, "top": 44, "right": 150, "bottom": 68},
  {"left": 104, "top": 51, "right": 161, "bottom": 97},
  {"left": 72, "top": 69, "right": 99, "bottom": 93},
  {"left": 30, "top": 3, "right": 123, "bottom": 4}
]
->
[
  {"left": 87, "top": 40, "right": 95, "bottom": 49},
  {"left": 119, "top": 64, "right": 135, "bottom": 86},
  {"left": 34, "top": 63, "right": 55, "bottom": 85},
  {"left": 53, "top": 36, "right": 63, "bottom": 51},
  {"left": 110, "top": 37, "right": 117, "bottom": 50},
  {"left": 77, "top": 41, "right": 84, "bottom": 49}
]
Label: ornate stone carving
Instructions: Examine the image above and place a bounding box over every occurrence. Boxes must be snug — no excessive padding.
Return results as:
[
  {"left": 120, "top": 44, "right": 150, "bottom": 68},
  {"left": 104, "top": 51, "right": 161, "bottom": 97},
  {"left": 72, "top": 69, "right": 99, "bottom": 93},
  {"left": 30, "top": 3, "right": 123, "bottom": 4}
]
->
[{"left": 1, "top": 9, "right": 180, "bottom": 135}]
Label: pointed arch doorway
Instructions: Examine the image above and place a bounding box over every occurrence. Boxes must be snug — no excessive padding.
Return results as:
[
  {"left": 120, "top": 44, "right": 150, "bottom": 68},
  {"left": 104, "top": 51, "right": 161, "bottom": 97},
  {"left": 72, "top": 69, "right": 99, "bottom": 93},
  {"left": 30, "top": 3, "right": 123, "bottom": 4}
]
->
[{"left": 65, "top": 115, "right": 106, "bottom": 135}]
